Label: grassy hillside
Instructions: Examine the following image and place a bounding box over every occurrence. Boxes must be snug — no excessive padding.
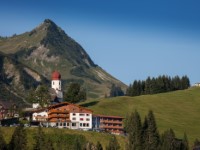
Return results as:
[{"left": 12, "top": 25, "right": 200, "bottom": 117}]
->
[
  {"left": 81, "top": 87, "right": 200, "bottom": 146},
  {"left": 1, "top": 127, "right": 126, "bottom": 150}
]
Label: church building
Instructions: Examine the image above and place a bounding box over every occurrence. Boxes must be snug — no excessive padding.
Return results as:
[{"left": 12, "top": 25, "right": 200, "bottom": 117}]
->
[{"left": 51, "top": 71, "right": 63, "bottom": 103}]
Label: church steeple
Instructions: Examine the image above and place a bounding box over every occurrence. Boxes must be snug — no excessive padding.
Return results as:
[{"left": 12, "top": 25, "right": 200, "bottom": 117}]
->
[{"left": 51, "top": 71, "right": 63, "bottom": 102}]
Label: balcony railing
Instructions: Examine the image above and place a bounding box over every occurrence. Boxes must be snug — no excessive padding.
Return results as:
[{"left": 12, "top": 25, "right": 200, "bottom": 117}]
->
[
  {"left": 48, "top": 114, "right": 69, "bottom": 119},
  {"left": 48, "top": 118, "right": 71, "bottom": 122},
  {"left": 35, "top": 116, "right": 47, "bottom": 122},
  {"left": 48, "top": 109, "right": 69, "bottom": 114},
  {"left": 100, "top": 120, "right": 123, "bottom": 124},
  {"left": 100, "top": 125, "right": 123, "bottom": 129},
  {"left": 35, "top": 116, "right": 48, "bottom": 119}
]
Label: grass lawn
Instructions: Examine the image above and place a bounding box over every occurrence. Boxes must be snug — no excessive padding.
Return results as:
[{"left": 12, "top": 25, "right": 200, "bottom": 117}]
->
[
  {"left": 80, "top": 87, "right": 200, "bottom": 148},
  {"left": 0, "top": 127, "right": 126, "bottom": 150}
]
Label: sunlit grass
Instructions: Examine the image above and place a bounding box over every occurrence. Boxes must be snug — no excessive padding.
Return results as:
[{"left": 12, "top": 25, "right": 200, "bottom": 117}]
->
[
  {"left": 80, "top": 87, "right": 200, "bottom": 148},
  {"left": 0, "top": 127, "right": 126, "bottom": 150}
]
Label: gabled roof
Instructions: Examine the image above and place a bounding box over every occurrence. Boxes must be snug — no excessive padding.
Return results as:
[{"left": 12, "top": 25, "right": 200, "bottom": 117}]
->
[
  {"left": 31, "top": 102, "right": 93, "bottom": 113},
  {"left": 48, "top": 102, "right": 93, "bottom": 113}
]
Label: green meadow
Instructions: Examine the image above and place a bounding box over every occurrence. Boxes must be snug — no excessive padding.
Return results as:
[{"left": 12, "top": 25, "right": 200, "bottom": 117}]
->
[
  {"left": 0, "top": 127, "right": 126, "bottom": 150},
  {"left": 81, "top": 87, "right": 200, "bottom": 147}
]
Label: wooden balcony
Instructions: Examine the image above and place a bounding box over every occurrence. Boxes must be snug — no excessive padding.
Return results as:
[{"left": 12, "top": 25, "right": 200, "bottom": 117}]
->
[
  {"left": 35, "top": 116, "right": 47, "bottom": 122},
  {"left": 100, "top": 120, "right": 123, "bottom": 124},
  {"left": 48, "top": 109, "right": 69, "bottom": 114},
  {"left": 100, "top": 125, "right": 123, "bottom": 129},
  {"left": 48, "top": 114, "right": 69, "bottom": 119},
  {"left": 48, "top": 118, "right": 71, "bottom": 122},
  {"left": 35, "top": 116, "right": 48, "bottom": 119}
]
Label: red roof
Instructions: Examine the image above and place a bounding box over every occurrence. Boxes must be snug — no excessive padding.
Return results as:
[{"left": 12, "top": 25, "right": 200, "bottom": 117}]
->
[
  {"left": 48, "top": 102, "right": 93, "bottom": 113},
  {"left": 51, "top": 71, "right": 61, "bottom": 80}
]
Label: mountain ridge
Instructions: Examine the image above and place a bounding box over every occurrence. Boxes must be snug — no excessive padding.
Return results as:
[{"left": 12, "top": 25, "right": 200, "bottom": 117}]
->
[
  {"left": 0, "top": 52, "right": 48, "bottom": 106},
  {"left": 0, "top": 19, "right": 127, "bottom": 99}
]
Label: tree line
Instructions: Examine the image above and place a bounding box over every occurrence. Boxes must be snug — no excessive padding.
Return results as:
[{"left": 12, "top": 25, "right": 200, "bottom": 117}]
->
[
  {"left": 126, "top": 75, "right": 190, "bottom": 96},
  {"left": 124, "top": 110, "right": 200, "bottom": 150}
]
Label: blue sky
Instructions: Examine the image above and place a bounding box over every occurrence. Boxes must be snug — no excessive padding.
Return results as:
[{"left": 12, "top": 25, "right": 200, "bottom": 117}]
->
[{"left": 1, "top": 0, "right": 200, "bottom": 85}]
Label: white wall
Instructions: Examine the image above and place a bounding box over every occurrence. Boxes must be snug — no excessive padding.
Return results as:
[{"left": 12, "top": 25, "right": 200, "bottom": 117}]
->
[
  {"left": 32, "top": 103, "right": 40, "bottom": 108},
  {"left": 52, "top": 80, "right": 63, "bottom": 99},
  {"left": 52, "top": 80, "right": 61, "bottom": 90},
  {"left": 70, "top": 112, "right": 92, "bottom": 130},
  {"left": 32, "top": 111, "right": 48, "bottom": 121}
]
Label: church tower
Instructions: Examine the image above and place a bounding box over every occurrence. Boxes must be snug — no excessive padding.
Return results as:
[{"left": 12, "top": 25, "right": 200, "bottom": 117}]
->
[{"left": 51, "top": 71, "right": 63, "bottom": 102}]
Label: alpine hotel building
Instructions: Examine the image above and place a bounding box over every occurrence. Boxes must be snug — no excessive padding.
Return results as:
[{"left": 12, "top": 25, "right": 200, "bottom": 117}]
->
[{"left": 32, "top": 71, "right": 124, "bottom": 134}]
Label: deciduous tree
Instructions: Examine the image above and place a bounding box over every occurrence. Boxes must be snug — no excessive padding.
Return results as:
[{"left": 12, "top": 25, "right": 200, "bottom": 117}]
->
[{"left": 64, "top": 83, "right": 86, "bottom": 103}]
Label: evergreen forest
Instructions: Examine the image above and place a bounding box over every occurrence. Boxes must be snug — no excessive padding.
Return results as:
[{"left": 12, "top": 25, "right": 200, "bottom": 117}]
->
[{"left": 126, "top": 75, "right": 190, "bottom": 96}]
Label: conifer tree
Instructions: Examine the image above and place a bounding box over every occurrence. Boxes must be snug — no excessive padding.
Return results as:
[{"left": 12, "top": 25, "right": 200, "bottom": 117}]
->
[
  {"left": 124, "top": 113, "right": 130, "bottom": 133},
  {"left": 182, "top": 133, "right": 189, "bottom": 150},
  {"left": 160, "top": 129, "right": 176, "bottom": 150},
  {"left": 106, "top": 136, "right": 120, "bottom": 150},
  {"left": 127, "top": 110, "right": 142, "bottom": 150},
  {"left": 145, "top": 77, "right": 151, "bottom": 94},
  {"left": 142, "top": 116, "right": 148, "bottom": 150},
  {"left": 181, "top": 76, "right": 190, "bottom": 89},
  {"left": 83, "top": 142, "right": 93, "bottom": 150},
  {"left": 46, "top": 137, "right": 54, "bottom": 150},
  {"left": 73, "top": 137, "right": 82, "bottom": 150},
  {"left": 146, "top": 110, "right": 160, "bottom": 150},
  {"left": 193, "top": 139, "right": 200, "bottom": 150},
  {"left": 34, "top": 126, "right": 46, "bottom": 150},
  {"left": 96, "top": 141, "right": 103, "bottom": 150},
  {"left": 0, "top": 128, "right": 7, "bottom": 150},
  {"left": 110, "top": 84, "right": 124, "bottom": 97},
  {"left": 9, "top": 126, "right": 27, "bottom": 150}
]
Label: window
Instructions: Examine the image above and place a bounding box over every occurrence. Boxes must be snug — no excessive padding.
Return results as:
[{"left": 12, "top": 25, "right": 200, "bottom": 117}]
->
[
  {"left": 80, "top": 118, "right": 84, "bottom": 121},
  {"left": 80, "top": 123, "right": 82, "bottom": 127},
  {"left": 63, "top": 123, "right": 66, "bottom": 126},
  {"left": 73, "top": 113, "right": 76, "bottom": 116},
  {"left": 83, "top": 123, "right": 86, "bottom": 127},
  {"left": 67, "top": 123, "right": 69, "bottom": 126},
  {"left": 86, "top": 114, "right": 89, "bottom": 116},
  {"left": 86, "top": 118, "right": 90, "bottom": 121},
  {"left": 56, "top": 123, "right": 58, "bottom": 126},
  {"left": 72, "top": 123, "right": 76, "bottom": 127},
  {"left": 87, "top": 123, "right": 89, "bottom": 127},
  {"left": 60, "top": 123, "right": 62, "bottom": 126},
  {"left": 72, "top": 117, "right": 76, "bottom": 120},
  {"left": 79, "top": 114, "right": 84, "bottom": 116}
]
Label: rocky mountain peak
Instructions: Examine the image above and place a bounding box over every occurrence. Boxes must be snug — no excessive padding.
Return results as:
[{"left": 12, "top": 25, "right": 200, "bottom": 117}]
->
[{"left": 0, "top": 19, "right": 127, "bottom": 99}]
